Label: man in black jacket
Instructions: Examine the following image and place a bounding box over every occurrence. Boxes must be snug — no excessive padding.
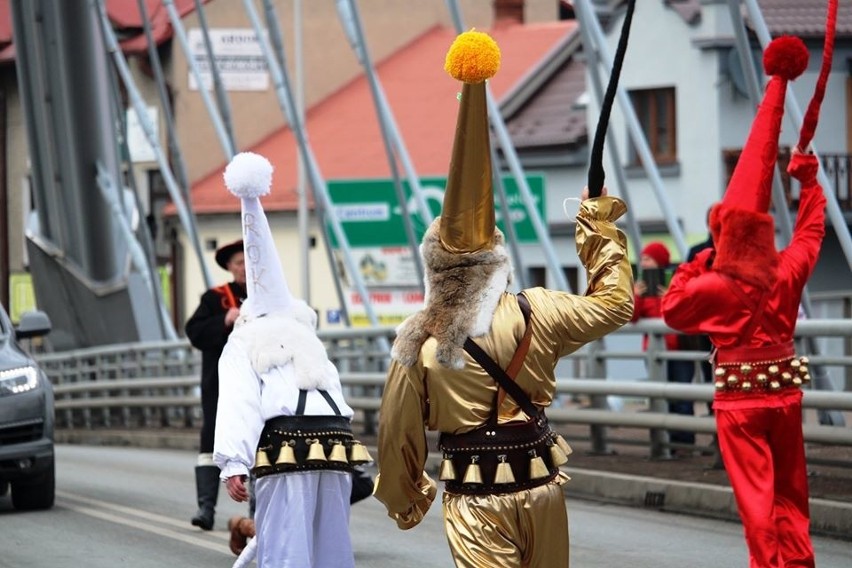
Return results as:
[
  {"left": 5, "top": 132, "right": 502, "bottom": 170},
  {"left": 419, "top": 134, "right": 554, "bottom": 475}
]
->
[{"left": 185, "top": 239, "right": 246, "bottom": 530}]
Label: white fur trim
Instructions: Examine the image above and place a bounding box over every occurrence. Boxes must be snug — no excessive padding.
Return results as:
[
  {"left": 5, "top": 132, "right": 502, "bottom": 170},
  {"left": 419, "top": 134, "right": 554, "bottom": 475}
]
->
[
  {"left": 470, "top": 245, "right": 513, "bottom": 337},
  {"left": 229, "top": 311, "right": 334, "bottom": 390},
  {"left": 224, "top": 152, "right": 273, "bottom": 198}
]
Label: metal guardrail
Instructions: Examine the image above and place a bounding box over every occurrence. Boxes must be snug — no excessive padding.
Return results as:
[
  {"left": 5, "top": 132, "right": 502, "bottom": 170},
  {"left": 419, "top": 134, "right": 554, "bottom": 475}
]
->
[{"left": 39, "top": 319, "right": 852, "bottom": 459}]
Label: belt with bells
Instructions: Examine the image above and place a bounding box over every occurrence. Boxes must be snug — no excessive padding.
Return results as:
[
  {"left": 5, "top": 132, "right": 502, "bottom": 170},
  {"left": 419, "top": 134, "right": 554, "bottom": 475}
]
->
[
  {"left": 713, "top": 355, "right": 811, "bottom": 393},
  {"left": 252, "top": 415, "right": 373, "bottom": 478}
]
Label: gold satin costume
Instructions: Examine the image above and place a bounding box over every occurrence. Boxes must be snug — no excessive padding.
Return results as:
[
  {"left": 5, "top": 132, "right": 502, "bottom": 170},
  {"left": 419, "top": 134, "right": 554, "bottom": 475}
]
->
[{"left": 374, "top": 197, "right": 634, "bottom": 567}]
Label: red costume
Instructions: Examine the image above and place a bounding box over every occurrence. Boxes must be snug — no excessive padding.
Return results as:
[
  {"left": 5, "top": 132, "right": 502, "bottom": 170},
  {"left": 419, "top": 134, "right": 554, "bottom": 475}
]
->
[{"left": 661, "top": 36, "right": 826, "bottom": 568}]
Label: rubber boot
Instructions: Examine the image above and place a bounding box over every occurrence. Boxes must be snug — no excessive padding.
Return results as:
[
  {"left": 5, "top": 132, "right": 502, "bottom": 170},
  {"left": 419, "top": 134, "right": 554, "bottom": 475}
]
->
[{"left": 191, "top": 465, "right": 220, "bottom": 530}]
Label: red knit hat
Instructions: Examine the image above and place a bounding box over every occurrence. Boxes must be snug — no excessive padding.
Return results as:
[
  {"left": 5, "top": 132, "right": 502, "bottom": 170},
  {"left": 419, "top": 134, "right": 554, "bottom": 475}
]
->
[
  {"left": 641, "top": 242, "right": 670, "bottom": 267},
  {"left": 721, "top": 36, "right": 808, "bottom": 213}
]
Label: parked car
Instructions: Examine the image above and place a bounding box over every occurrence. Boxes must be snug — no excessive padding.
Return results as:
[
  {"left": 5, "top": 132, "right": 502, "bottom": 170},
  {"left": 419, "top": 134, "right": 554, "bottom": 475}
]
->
[{"left": 0, "top": 306, "right": 54, "bottom": 510}]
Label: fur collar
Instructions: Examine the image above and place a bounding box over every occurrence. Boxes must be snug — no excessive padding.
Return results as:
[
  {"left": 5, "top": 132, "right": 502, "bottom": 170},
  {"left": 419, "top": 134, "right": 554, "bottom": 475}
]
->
[
  {"left": 710, "top": 205, "right": 779, "bottom": 290},
  {"left": 392, "top": 219, "right": 513, "bottom": 369},
  {"left": 230, "top": 301, "right": 335, "bottom": 390}
]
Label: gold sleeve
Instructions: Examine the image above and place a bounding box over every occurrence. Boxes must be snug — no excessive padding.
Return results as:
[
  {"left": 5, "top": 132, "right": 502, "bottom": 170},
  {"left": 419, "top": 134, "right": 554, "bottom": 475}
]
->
[
  {"left": 525, "top": 196, "right": 634, "bottom": 357},
  {"left": 373, "top": 358, "right": 438, "bottom": 529}
]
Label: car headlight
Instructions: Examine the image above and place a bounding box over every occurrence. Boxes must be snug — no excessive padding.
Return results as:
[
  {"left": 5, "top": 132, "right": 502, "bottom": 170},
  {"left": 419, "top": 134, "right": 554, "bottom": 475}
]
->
[{"left": 0, "top": 366, "right": 39, "bottom": 396}]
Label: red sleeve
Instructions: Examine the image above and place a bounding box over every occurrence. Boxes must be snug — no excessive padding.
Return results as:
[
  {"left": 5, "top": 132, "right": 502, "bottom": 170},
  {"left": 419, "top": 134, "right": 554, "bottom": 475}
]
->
[
  {"left": 660, "top": 251, "right": 712, "bottom": 335},
  {"left": 780, "top": 185, "right": 826, "bottom": 290}
]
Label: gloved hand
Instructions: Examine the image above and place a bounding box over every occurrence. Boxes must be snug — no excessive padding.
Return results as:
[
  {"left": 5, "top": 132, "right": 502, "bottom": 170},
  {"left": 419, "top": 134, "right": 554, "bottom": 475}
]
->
[{"left": 787, "top": 149, "right": 819, "bottom": 187}]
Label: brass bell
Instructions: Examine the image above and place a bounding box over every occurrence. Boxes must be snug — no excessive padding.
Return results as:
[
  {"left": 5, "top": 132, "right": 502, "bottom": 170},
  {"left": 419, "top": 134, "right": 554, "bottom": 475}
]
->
[
  {"left": 741, "top": 381, "right": 752, "bottom": 392},
  {"left": 529, "top": 450, "right": 549, "bottom": 480},
  {"left": 494, "top": 455, "right": 515, "bottom": 484},
  {"left": 554, "top": 434, "right": 573, "bottom": 456},
  {"left": 756, "top": 373, "right": 768, "bottom": 385},
  {"left": 255, "top": 447, "right": 272, "bottom": 469},
  {"left": 802, "top": 373, "right": 811, "bottom": 383},
  {"left": 439, "top": 454, "right": 457, "bottom": 481},
  {"left": 790, "top": 359, "right": 801, "bottom": 370},
  {"left": 726, "top": 374, "right": 738, "bottom": 387},
  {"left": 349, "top": 441, "right": 373, "bottom": 464},
  {"left": 329, "top": 441, "right": 348, "bottom": 463},
  {"left": 306, "top": 439, "right": 327, "bottom": 462},
  {"left": 274, "top": 440, "right": 297, "bottom": 465},
  {"left": 462, "top": 456, "right": 483, "bottom": 485},
  {"left": 714, "top": 367, "right": 726, "bottom": 378},
  {"left": 739, "top": 364, "right": 753, "bottom": 375},
  {"left": 799, "top": 356, "right": 810, "bottom": 365},
  {"left": 781, "top": 372, "right": 793, "bottom": 383},
  {"left": 769, "top": 380, "right": 781, "bottom": 391},
  {"left": 768, "top": 365, "right": 780, "bottom": 375},
  {"left": 792, "top": 377, "right": 803, "bottom": 386},
  {"left": 800, "top": 366, "right": 809, "bottom": 376},
  {"left": 550, "top": 442, "right": 569, "bottom": 467},
  {"left": 714, "top": 381, "right": 725, "bottom": 390}
]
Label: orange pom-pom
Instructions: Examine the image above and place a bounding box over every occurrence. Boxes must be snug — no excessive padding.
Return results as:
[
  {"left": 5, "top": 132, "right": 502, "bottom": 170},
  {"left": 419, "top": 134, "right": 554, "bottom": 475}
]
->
[{"left": 444, "top": 30, "right": 501, "bottom": 84}]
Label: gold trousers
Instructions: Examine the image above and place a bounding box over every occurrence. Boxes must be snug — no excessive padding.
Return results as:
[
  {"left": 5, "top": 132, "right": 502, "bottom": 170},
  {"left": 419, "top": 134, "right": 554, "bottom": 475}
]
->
[{"left": 442, "top": 478, "right": 569, "bottom": 567}]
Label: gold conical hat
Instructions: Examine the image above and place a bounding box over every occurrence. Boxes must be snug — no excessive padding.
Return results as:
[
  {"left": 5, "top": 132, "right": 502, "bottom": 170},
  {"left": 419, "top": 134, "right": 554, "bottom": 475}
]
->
[{"left": 440, "top": 30, "right": 501, "bottom": 254}]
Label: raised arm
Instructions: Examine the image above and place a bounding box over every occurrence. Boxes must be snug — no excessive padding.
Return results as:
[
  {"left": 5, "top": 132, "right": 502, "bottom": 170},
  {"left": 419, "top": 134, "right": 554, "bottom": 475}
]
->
[
  {"left": 782, "top": 150, "right": 827, "bottom": 289},
  {"left": 529, "top": 193, "right": 634, "bottom": 357}
]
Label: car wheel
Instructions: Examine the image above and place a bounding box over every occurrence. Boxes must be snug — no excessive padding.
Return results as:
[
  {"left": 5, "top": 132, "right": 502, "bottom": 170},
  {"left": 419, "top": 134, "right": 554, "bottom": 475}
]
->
[{"left": 11, "top": 461, "right": 55, "bottom": 511}]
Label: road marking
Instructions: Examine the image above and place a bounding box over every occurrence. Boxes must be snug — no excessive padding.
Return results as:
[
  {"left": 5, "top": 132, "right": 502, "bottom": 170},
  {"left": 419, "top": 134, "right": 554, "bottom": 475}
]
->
[{"left": 56, "top": 491, "right": 231, "bottom": 555}]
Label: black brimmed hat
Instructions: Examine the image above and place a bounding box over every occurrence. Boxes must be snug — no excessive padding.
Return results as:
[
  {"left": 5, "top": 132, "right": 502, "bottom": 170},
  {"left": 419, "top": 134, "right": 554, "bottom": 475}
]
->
[{"left": 215, "top": 239, "right": 244, "bottom": 270}]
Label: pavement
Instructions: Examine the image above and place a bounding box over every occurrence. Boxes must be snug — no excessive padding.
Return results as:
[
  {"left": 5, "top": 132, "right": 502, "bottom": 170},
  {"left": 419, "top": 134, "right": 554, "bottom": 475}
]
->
[{"left": 56, "top": 417, "right": 852, "bottom": 541}]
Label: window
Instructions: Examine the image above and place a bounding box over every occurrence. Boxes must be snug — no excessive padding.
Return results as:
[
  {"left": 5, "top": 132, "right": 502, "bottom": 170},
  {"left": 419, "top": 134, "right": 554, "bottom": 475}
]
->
[{"left": 629, "top": 87, "right": 677, "bottom": 165}]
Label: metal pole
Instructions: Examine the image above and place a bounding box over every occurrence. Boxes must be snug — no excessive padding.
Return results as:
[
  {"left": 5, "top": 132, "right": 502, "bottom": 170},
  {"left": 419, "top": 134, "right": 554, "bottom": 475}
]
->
[
  {"left": 293, "top": 0, "right": 310, "bottom": 304},
  {"left": 161, "top": 0, "right": 235, "bottom": 159},
  {"left": 446, "top": 0, "right": 572, "bottom": 292},
  {"left": 95, "top": 163, "right": 178, "bottom": 340},
  {"left": 490, "top": 142, "right": 527, "bottom": 289},
  {"left": 95, "top": 0, "right": 213, "bottom": 288},
  {"left": 192, "top": 0, "right": 236, "bottom": 150},
  {"left": 336, "top": 0, "right": 425, "bottom": 286},
  {"left": 742, "top": 0, "right": 852, "bottom": 270},
  {"left": 242, "top": 0, "right": 387, "bottom": 344},
  {"left": 135, "top": 0, "right": 209, "bottom": 290},
  {"left": 576, "top": 9, "right": 644, "bottom": 256},
  {"left": 574, "top": 0, "right": 689, "bottom": 258},
  {"left": 336, "top": 0, "right": 433, "bottom": 227}
]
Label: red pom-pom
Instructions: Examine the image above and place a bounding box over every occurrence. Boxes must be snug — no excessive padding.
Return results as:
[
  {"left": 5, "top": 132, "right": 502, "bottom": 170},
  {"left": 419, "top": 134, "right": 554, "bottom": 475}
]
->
[{"left": 763, "top": 36, "right": 809, "bottom": 80}]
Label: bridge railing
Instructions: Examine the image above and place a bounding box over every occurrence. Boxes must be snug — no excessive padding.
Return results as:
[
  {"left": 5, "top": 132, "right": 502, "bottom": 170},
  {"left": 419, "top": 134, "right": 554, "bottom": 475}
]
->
[{"left": 38, "top": 319, "right": 852, "bottom": 460}]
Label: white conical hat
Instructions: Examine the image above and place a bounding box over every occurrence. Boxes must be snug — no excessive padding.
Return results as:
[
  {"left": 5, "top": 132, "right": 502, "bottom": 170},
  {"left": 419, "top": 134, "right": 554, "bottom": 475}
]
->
[{"left": 223, "top": 152, "right": 293, "bottom": 319}]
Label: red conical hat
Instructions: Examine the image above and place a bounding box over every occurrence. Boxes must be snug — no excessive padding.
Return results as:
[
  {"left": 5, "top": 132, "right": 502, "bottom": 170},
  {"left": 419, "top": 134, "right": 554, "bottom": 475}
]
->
[{"left": 721, "top": 36, "right": 808, "bottom": 213}]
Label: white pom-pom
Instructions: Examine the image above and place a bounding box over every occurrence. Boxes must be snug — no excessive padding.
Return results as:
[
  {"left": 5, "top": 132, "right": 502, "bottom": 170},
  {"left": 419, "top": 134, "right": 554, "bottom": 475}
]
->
[{"left": 223, "top": 152, "right": 273, "bottom": 198}]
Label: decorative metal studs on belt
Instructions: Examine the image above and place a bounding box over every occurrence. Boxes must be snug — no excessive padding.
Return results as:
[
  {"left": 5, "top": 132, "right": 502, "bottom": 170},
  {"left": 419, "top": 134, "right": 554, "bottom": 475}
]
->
[{"left": 714, "top": 356, "right": 811, "bottom": 392}]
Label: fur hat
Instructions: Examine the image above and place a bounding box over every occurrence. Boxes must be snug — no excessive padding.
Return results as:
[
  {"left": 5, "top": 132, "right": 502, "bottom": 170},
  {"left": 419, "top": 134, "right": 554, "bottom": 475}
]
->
[
  {"left": 223, "top": 152, "right": 293, "bottom": 319},
  {"left": 641, "top": 242, "right": 670, "bottom": 268}
]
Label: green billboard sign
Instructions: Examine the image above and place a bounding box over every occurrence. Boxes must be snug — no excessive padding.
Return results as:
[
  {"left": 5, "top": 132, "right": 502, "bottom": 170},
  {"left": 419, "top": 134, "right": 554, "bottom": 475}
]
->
[{"left": 326, "top": 175, "right": 545, "bottom": 248}]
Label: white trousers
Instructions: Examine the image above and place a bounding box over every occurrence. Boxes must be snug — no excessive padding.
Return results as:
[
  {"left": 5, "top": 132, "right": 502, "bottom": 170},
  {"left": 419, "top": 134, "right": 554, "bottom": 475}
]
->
[{"left": 254, "top": 470, "right": 354, "bottom": 568}]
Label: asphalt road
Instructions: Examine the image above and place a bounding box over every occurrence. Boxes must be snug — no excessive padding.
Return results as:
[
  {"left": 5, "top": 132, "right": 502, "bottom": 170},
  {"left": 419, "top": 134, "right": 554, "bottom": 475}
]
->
[{"left": 0, "top": 445, "right": 849, "bottom": 567}]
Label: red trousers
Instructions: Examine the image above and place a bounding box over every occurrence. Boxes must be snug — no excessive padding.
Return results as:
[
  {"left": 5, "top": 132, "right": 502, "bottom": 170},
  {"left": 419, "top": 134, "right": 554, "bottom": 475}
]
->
[{"left": 716, "top": 399, "right": 814, "bottom": 568}]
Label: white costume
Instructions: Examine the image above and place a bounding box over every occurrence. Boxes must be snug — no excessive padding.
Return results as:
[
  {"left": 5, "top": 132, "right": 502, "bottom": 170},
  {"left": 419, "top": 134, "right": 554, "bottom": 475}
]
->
[{"left": 213, "top": 152, "right": 359, "bottom": 568}]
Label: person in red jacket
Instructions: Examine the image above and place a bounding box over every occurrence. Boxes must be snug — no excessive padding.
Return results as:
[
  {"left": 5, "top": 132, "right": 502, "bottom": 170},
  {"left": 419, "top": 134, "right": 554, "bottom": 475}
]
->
[
  {"left": 632, "top": 241, "right": 695, "bottom": 447},
  {"left": 661, "top": 36, "right": 822, "bottom": 568}
]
